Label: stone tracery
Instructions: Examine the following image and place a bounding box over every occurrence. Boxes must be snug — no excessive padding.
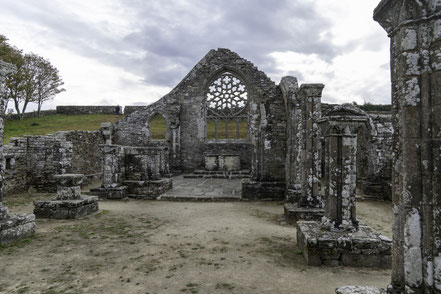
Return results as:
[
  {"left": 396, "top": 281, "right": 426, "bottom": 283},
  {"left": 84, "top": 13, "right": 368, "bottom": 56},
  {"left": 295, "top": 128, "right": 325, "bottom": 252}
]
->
[{"left": 206, "top": 72, "right": 248, "bottom": 118}]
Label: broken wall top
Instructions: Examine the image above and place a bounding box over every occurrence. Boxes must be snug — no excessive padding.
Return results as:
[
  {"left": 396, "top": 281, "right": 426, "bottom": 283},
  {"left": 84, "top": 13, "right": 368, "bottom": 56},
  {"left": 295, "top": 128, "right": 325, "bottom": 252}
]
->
[{"left": 113, "top": 48, "right": 280, "bottom": 129}]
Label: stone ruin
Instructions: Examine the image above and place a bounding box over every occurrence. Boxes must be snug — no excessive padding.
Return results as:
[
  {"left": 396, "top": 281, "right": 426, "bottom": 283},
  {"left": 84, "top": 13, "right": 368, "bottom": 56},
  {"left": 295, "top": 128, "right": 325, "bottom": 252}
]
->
[
  {"left": 34, "top": 174, "right": 98, "bottom": 219},
  {"left": 0, "top": 60, "right": 36, "bottom": 245},
  {"left": 297, "top": 114, "right": 392, "bottom": 268},
  {"left": 0, "top": 0, "right": 439, "bottom": 292},
  {"left": 92, "top": 49, "right": 394, "bottom": 206}
]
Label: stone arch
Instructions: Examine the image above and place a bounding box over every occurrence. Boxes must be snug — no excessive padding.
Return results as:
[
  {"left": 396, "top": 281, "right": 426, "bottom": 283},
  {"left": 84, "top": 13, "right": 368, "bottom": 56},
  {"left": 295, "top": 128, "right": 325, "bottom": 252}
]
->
[{"left": 148, "top": 113, "right": 168, "bottom": 140}]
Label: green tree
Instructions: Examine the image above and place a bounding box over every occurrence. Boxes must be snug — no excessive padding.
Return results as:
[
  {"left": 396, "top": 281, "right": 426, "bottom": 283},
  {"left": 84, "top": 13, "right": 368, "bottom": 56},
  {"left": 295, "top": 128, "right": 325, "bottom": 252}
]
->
[
  {"left": 0, "top": 35, "right": 24, "bottom": 114},
  {"left": 32, "top": 54, "right": 65, "bottom": 116},
  {"left": 0, "top": 35, "right": 65, "bottom": 118}
]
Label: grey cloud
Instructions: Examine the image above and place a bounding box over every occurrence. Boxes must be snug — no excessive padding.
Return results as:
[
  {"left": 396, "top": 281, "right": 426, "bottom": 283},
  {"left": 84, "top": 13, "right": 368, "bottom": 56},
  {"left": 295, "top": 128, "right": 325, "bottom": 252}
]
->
[{"left": 3, "top": 0, "right": 348, "bottom": 88}]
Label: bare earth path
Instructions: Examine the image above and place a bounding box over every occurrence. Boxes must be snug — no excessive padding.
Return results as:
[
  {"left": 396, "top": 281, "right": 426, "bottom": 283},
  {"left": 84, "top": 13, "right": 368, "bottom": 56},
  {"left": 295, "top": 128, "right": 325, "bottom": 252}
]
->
[{"left": 0, "top": 193, "right": 392, "bottom": 294}]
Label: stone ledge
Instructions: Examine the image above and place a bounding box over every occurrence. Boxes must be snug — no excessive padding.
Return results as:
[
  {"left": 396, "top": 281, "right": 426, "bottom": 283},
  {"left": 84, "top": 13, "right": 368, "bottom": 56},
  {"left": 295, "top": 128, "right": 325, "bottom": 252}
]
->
[
  {"left": 335, "top": 286, "right": 387, "bottom": 294},
  {"left": 123, "top": 178, "right": 173, "bottom": 198},
  {"left": 297, "top": 221, "right": 391, "bottom": 268},
  {"left": 284, "top": 203, "right": 324, "bottom": 224},
  {"left": 34, "top": 196, "right": 98, "bottom": 219},
  {"left": 0, "top": 213, "right": 36, "bottom": 245},
  {"left": 241, "top": 180, "right": 285, "bottom": 200},
  {"left": 89, "top": 186, "right": 128, "bottom": 200}
]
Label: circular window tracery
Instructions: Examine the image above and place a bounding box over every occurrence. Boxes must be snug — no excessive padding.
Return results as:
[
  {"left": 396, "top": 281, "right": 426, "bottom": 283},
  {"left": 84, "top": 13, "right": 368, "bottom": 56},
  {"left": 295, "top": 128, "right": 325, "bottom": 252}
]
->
[{"left": 206, "top": 72, "right": 248, "bottom": 118}]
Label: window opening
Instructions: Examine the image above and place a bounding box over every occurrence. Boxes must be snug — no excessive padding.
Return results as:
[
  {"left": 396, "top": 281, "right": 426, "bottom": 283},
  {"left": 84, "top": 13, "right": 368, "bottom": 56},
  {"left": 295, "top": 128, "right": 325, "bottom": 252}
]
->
[{"left": 206, "top": 72, "right": 248, "bottom": 139}]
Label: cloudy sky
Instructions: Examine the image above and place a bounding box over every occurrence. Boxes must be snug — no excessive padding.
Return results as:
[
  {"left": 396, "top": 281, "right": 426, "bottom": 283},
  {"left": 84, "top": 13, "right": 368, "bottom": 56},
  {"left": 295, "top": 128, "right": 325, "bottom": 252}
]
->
[{"left": 0, "top": 0, "right": 390, "bottom": 112}]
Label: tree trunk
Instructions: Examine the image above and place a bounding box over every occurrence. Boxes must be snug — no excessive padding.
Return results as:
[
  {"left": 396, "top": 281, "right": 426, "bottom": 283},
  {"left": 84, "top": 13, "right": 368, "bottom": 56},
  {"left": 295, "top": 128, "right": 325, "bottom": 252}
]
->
[
  {"left": 20, "top": 100, "right": 29, "bottom": 120},
  {"left": 37, "top": 100, "right": 42, "bottom": 117}
]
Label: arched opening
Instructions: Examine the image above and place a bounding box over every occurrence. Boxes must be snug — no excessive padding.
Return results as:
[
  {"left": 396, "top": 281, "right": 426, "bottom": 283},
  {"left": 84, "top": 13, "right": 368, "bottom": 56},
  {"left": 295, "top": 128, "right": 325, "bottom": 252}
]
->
[
  {"left": 205, "top": 71, "right": 248, "bottom": 140},
  {"left": 150, "top": 114, "right": 167, "bottom": 140}
]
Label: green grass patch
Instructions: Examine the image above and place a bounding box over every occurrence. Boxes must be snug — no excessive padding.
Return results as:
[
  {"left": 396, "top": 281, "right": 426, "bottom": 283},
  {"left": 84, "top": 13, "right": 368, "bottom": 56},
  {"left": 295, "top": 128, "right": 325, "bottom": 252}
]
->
[
  {"left": 4, "top": 114, "right": 124, "bottom": 144},
  {"left": 4, "top": 113, "right": 249, "bottom": 144}
]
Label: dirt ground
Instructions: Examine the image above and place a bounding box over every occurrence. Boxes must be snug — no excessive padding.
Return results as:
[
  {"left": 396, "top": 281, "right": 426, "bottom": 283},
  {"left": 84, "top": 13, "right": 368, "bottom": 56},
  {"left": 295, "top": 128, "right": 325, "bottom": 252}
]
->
[{"left": 0, "top": 193, "right": 392, "bottom": 294}]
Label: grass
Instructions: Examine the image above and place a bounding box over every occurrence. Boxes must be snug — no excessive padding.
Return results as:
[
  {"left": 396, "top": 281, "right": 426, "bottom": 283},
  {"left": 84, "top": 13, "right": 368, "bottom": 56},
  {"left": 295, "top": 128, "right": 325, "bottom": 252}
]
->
[
  {"left": 4, "top": 114, "right": 124, "bottom": 144},
  {"left": 4, "top": 113, "right": 249, "bottom": 144}
]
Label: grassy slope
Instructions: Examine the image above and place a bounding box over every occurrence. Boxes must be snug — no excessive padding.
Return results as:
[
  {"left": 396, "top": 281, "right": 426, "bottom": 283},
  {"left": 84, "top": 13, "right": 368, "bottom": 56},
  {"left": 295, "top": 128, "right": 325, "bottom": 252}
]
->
[
  {"left": 3, "top": 114, "right": 124, "bottom": 144},
  {"left": 3, "top": 114, "right": 248, "bottom": 144}
]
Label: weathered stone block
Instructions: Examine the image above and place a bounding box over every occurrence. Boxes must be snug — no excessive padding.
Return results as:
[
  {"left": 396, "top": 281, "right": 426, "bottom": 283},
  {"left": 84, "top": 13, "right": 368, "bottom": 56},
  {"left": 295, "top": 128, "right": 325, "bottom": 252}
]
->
[
  {"left": 297, "top": 221, "right": 392, "bottom": 268},
  {"left": 90, "top": 186, "right": 128, "bottom": 200},
  {"left": 284, "top": 202, "right": 324, "bottom": 224},
  {"left": 124, "top": 178, "right": 173, "bottom": 199},
  {"left": 335, "top": 286, "right": 387, "bottom": 294},
  {"left": 0, "top": 213, "right": 36, "bottom": 245},
  {"left": 241, "top": 179, "right": 285, "bottom": 200},
  {"left": 34, "top": 196, "right": 98, "bottom": 219}
]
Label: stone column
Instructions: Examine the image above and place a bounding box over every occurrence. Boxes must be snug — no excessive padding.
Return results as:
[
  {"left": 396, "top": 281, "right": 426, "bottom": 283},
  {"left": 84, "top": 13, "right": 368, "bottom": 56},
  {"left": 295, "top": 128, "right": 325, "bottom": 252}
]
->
[
  {"left": 54, "top": 174, "right": 83, "bottom": 200},
  {"left": 375, "top": 1, "right": 441, "bottom": 292},
  {"left": 284, "top": 84, "right": 325, "bottom": 223},
  {"left": 102, "top": 145, "right": 125, "bottom": 188},
  {"left": 100, "top": 122, "right": 112, "bottom": 145},
  {"left": 319, "top": 122, "right": 359, "bottom": 232},
  {"left": 299, "top": 84, "right": 324, "bottom": 208}
]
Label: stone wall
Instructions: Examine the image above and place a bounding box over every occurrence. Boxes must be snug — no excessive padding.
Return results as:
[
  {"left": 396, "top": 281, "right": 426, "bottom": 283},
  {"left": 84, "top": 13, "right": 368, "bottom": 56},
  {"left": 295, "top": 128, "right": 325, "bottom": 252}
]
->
[
  {"left": 3, "top": 131, "right": 104, "bottom": 194},
  {"left": 361, "top": 113, "right": 393, "bottom": 200},
  {"left": 202, "top": 141, "right": 252, "bottom": 170},
  {"left": 123, "top": 106, "right": 149, "bottom": 115},
  {"left": 112, "top": 49, "right": 286, "bottom": 185},
  {"left": 56, "top": 105, "right": 118, "bottom": 115}
]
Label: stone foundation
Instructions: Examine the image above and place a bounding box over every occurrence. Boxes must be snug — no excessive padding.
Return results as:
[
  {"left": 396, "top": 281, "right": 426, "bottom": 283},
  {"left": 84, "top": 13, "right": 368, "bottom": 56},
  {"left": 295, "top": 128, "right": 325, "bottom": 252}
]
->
[
  {"left": 297, "top": 221, "right": 391, "bottom": 268},
  {"left": 89, "top": 186, "right": 128, "bottom": 200},
  {"left": 123, "top": 178, "right": 173, "bottom": 199},
  {"left": 34, "top": 196, "right": 98, "bottom": 219},
  {"left": 241, "top": 179, "right": 285, "bottom": 200},
  {"left": 283, "top": 203, "right": 324, "bottom": 224},
  {"left": 0, "top": 212, "right": 36, "bottom": 245}
]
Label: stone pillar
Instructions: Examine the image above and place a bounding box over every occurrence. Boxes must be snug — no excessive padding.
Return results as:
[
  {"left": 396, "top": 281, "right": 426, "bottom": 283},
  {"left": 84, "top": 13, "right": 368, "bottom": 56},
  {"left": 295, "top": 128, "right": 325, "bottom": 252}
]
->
[
  {"left": 100, "top": 122, "right": 112, "bottom": 145},
  {"left": 102, "top": 144, "right": 125, "bottom": 188},
  {"left": 283, "top": 84, "right": 325, "bottom": 223},
  {"left": 374, "top": 1, "right": 441, "bottom": 292},
  {"left": 279, "top": 77, "right": 301, "bottom": 201},
  {"left": 299, "top": 84, "right": 324, "bottom": 208},
  {"left": 54, "top": 174, "right": 83, "bottom": 200},
  {"left": 320, "top": 124, "right": 358, "bottom": 232}
]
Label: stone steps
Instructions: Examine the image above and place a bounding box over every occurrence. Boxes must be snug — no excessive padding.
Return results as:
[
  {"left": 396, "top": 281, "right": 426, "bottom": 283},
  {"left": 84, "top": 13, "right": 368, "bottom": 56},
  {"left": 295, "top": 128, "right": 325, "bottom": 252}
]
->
[{"left": 183, "top": 170, "right": 250, "bottom": 179}]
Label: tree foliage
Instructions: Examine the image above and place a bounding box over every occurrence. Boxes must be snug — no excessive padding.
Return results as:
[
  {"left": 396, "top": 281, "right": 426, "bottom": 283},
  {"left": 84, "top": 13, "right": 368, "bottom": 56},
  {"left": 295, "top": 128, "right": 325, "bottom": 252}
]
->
[{"left": 0, "top": 35, "right": 65, "bottom": 118}]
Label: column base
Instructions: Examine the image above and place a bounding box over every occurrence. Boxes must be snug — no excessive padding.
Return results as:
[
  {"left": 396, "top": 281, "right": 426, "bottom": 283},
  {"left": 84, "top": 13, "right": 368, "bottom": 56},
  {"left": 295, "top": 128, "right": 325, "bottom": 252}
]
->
[
  {"left": 297, "top": 221, "right": 392, "bottom": 268},
  {"left": 34, "top": 196, "right": 99, "bottom": 219},
  {"left": 284, "top": 203, "right": 324, "bottom": 224}
]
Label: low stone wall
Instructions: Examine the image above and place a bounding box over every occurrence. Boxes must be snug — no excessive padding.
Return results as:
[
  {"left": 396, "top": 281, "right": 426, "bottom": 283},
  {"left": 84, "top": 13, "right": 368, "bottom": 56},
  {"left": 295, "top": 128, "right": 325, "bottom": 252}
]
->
[
  {"left": 3, "top": 130, "right": 104, "bottom": 194},
  {"left": 56, "top": 106, "right": 118, "bottom": 115},
  {"left": 4, "top": 110, "right": 57, "bottom": 120}
]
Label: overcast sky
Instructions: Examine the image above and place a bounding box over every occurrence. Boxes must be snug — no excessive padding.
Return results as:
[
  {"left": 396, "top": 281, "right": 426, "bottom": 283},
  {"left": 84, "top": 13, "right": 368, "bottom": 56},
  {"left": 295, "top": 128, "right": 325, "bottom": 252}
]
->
[{"left": 0, "top": 0, "right": 390, "bottom": 112}]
